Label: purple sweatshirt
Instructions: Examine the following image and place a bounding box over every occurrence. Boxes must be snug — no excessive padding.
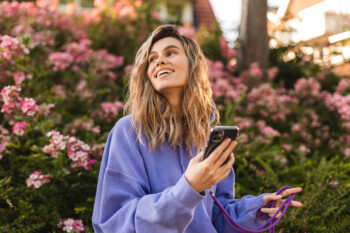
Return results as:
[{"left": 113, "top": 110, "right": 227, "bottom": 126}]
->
[{"left": 92, "top": 115, "right": 267, "bottom": 233}]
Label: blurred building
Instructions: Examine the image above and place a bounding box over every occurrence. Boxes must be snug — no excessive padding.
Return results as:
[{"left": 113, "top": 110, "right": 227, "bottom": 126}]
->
[
  {"left": 158, "top": 0, "right": 216, "bottom": 28},
  {"left": 59, "top": 0, "right": 217, "bottom": 28},
  {"left": 268, "top": 0, "right": 350, "bottom": 76}
]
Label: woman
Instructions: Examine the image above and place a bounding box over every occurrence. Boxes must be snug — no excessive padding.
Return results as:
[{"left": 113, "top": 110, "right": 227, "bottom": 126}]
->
[{"left": 92, "top": 24, "right": 302, "bottom": 233}]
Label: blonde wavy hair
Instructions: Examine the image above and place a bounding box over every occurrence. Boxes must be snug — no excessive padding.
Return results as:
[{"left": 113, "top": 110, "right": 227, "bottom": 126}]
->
[{"left": 124, "top": 24, "right": 219, "bottom": 154}]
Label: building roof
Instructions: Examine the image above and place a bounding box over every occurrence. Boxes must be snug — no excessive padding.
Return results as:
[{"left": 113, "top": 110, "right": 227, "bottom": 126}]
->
[
  {"left": 278, "top": 0, "right": 324, "bottom": 19},
  {"left": 194, "top": 0, "right": 217, "bottom": 28}
]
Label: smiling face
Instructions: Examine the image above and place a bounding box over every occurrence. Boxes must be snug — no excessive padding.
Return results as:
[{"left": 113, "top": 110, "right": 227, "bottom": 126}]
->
[{"left": 147, "top": 37, "right": 189, "bottom": 96}]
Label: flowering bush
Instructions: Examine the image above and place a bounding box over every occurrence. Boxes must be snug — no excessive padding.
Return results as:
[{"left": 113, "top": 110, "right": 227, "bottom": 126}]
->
[
  {"left": 0, "top": 1, "right": 349, "bottom": 232},
  {"left": 57, "top": 218, "right": 86, "bottom": 233},
  {"left": 26, "top": 171, "right": 53, "bottom": 189}
]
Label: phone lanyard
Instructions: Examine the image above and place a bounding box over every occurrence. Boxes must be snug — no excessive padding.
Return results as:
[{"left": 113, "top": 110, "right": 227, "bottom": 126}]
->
[{"left": 209, "top": 186, "right": 295, "bottom": 233}]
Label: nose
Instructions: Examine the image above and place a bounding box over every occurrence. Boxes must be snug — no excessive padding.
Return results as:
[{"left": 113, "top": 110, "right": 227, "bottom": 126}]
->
[{"left": 156, "top": 55, "right": 166, "bottom": 66}]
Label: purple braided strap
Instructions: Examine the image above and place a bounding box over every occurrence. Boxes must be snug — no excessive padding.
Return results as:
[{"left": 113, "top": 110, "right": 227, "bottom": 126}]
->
[{"left": 209, "top": 186, "right": 294, "bottom": 233}]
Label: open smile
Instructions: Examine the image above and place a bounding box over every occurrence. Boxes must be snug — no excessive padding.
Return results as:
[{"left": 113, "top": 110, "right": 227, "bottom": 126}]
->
[{"left": 154, "top": 68, "right": 175, "bottom": 78}]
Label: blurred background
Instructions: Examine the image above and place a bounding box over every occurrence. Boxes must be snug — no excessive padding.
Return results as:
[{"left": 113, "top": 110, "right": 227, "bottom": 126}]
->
[{"left": 0, "top": 0, "right": 349, "bottom": 232}]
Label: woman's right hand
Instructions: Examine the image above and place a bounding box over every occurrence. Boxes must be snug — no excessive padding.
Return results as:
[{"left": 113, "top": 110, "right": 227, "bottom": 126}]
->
[{"left": 184, "top": 138, "right": 237, "bottom": 193}]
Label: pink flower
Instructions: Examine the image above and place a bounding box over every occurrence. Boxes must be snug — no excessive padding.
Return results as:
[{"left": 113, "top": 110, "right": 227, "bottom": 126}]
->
[
  {"left": 1, "top": 85, "right": 21, "bottom": 105},
  {"left": 234, "top": 117, "right": 253, "bottom": 129},
  {"left": 57, "top": 218, "right": 86, "bottom": 233},
  {"left": 43, "top": 130, "right": 96, "bottom": 170},
  {"left": 267, "top": 66, "right": 279, "bottom": 81},
  {"left": 13, "top": 72, "right": 26, "bottom": 87},
  {"left": 294, "top": 77, "right": 322, "bottom": 100},
  {"left": 52, "top": 85, "right": 66, "bottom": 99},
  {"left": 124, "top": 64, "right": 133, "bottom": 75},
  {"left": 246, "top": 84, "right": 291, "bottom": 121},
  {"left": 237, "top": 133, "right": 249, "bottom": 144},
  {"left": 336, "top": 79, "right": 350, "bottom": 95},
  {"left": 340, "top": 136, "right": 350, "bottom": 145},
  {"left": 291, "top": 123, "right": 301, "bottom": 132},
  {"left": 219, "top": 36, "right": 237, "bottom": 59},
  {"left": 0, "top": 125, "right": 10, "bottom": 159},
  {"left": 178, "top": 23, "right": 196, "bottom": 40},
  {"left": 93, "top": 49, "right": 124, "bottom": 74},
  {"left": 12, "top": 121, "right": 26, "bottom": 136},
  {"left": 66, "top": 39, "right": 92, "bottom": 63},
  {"left": 0, "top": 85, "right": 22, "bottom": 114},
  {"left": 0, "top": 35, "right": 29, "bottom": 60},
  {"left": 151, "top": 10, "right": 160, "bottom": 20},
  {"left": 92, "top": 126, "right": 101, "bottom": 133},
  {"left": 343, "top": 148, "right": 350, "bottom": 158},
  {"left": 113, "top": 0, "right": 136, "bottom": 20},
  {"left": 21, "top": 97, "right": 39, "bottom": 116},
  {"left": 283, "top": 144, "right": 292, "bottom": 151},
  {"left": 262, "top": 126, "right": 280, "bottom": 137},
  {"left": 273, "top": 153, "right": 288, "bottom": 166},
  {"left": 38, "top": 103, "right": 55, "bottom": 116},
  {"left": 100, "top": 101, "right": 124, "bottom": 121},
  {"left": 297, "top": 144, "right": 310, "bottom": 154},
  {"left": 325, "top": 93, "right": 350, "bottom": 121},
  {"left": 49, "top": 52, "right": 74, "bottom": 71},
  {"left": 26, "top": 171, "right": 52, "bottom": 188},
  {"left": 249, "top": 62, "right": 263, "bottom": 78}
]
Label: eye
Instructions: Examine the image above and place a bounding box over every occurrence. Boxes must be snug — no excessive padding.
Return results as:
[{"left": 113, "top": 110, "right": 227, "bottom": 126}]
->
[
  {"left": 149, "top": 56, "right": 157, "bottom": 63},
  {"left": 167, "top": 51, "right": 176, "bottom": 56}
]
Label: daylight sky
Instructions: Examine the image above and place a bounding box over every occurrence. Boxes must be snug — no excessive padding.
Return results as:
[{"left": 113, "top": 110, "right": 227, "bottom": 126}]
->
[{"left": 209, "top": 0, "right": 282, "bottom": 42}]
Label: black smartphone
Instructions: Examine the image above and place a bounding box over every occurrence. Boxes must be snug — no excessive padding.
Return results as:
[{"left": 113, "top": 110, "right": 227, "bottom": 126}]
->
[{"left": 202, "top": 126, "right": 239, "bottom": 163}]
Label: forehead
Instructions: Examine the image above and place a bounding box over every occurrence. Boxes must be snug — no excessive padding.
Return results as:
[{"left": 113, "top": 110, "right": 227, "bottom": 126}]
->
[{"left": 150, "top": 37, "right": 184, "bottom": 53}]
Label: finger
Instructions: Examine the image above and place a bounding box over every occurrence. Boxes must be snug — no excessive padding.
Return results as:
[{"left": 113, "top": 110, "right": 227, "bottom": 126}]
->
[
  {"left": 280, "top": 187, "right": 302, "bottom": 197},
  {"left": 290, "top": 200, "right": 303, "bottom": 207},
  {"left": 268, "top": 198, "right": 303, "bottom": 208},
  {"left": 228, "top": 152, "right": 235, "bottom": 167},
  {"left": 206, "top": 138, "right": 231, "bottom": 164},
  {"left": 194, "top": 151, "right": 204, "bottom": 162},
  {"left": 224, "top": 152, "right": 235, "bottom": 168},
  {"left": 260, "top": 207, "right": 280, "bottom": 214},
  {"left": 270, "top": 212, "right": 281, "bottom": 218},
  {"left": 215, "top": 141, "right": 237, "bottom": 167},
  {"left": 263, "top": 193, "right": 282, "bottom": 203},
  {"left": 217, "top": 154, "right": 234, "bottom": 179}
]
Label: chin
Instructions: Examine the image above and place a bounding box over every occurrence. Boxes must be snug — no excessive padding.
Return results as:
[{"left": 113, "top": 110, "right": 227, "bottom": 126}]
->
[{"left": 155, "top": 84, "right": 181, "bottom": 93}]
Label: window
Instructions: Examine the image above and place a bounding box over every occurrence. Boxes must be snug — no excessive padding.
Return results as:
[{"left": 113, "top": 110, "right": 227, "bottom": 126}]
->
[
  {"left": 158, "top": 0, "right": 193, "bottom": 25},
  {"left": 167, "top": 2, "right": 183, "bottom": 23}
]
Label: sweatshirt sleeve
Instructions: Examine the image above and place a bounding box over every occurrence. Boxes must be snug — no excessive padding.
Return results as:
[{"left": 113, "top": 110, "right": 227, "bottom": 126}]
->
[
  {"left": 212, "top": 168, "right": 267, "bottom": 233},
  {"left": 92, "top": 116, "right": 205, "bottom": 233}
]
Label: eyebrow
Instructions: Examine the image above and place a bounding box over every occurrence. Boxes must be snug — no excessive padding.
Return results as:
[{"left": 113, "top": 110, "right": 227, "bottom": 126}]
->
[{"left": 149, "top": 45, "right": 181, "bottom": 56}]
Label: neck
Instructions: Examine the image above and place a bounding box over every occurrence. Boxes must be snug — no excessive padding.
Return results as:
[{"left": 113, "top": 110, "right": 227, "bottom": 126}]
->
[{"left": 162, "top": 89, "right": 183, "bottom": 117}]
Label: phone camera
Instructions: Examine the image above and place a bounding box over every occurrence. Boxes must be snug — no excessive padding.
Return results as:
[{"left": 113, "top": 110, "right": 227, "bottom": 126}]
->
[{"left": 212, "top": 129, "right": 224, "bottom": 142}]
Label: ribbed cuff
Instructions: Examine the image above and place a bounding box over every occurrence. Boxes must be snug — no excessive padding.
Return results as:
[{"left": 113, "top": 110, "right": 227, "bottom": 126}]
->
[
  {"left": 255, "top": 193, "right": 268, "bottom": 208},
  {"left": 255, "top": 193, "right": 271, "bottom": 220},
  {"left": 171, "top": 175, "right": 205, "bottom": 209}
]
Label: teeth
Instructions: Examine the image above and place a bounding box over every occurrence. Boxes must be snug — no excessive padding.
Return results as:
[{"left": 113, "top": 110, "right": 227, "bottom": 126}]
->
[{"left": 156, "top": 69, "right": 173, "bottom": 78}]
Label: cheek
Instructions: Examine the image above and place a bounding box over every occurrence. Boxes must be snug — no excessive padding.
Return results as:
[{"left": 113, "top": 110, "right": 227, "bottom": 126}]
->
[
  {"left": 146, "top": 67, "right": 157, "bottom": 88},
  {"left": 147, "top": 66, "right": 153, "bottom": 80},
  {"left": 182, "top": 61, "right": 190, "bottom": 82}
]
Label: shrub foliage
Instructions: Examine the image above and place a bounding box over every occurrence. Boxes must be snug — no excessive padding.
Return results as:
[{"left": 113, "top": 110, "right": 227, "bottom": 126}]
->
[{"left": 0, "top": 1, "right": 349, "bottom": 232}]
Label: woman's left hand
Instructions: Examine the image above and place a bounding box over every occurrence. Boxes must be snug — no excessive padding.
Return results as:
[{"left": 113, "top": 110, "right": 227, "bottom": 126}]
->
[{"left": 260, "top": 187, "right": 303, "bottom": 218}]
